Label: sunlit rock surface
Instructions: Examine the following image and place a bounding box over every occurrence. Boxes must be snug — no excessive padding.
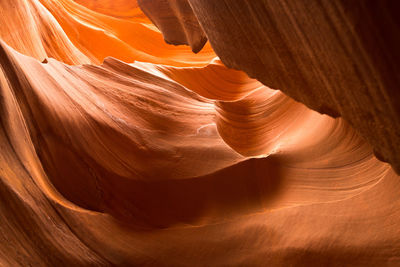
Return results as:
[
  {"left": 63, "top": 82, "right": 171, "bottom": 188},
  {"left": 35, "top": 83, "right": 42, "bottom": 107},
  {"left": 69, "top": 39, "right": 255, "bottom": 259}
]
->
[
  {"left": 0, "top": 0, "right": 399, "bottom": 266},
  {"left": 139, "top": 0, "right": 400, "bottom": 174}
]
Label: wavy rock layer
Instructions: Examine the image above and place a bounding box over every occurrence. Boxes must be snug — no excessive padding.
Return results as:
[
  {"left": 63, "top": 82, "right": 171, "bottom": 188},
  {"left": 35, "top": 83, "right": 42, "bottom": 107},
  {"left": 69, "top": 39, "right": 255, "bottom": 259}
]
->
[
  {"left": 139, "top": 0, "right": 400, "bottom": 174},
  {"left": 0, "top": 0, "right": 400, "bottom": 266}
]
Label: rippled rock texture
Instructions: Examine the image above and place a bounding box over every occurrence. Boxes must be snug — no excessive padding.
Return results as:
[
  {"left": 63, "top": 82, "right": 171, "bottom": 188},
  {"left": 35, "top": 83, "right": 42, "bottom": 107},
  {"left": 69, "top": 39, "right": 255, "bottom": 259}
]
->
[
  {"left": 139, "top": 0, "right": 400, "bottom": 174},
  {"left": 0, "top": 0, "right": 399, "bottom": 266}
]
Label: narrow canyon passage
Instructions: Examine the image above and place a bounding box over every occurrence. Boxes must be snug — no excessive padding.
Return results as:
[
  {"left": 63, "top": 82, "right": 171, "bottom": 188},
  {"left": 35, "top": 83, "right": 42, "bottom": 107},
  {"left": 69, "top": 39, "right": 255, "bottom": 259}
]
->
[{"left": 0, "top": 0, "right": 399, "bottom": 266}]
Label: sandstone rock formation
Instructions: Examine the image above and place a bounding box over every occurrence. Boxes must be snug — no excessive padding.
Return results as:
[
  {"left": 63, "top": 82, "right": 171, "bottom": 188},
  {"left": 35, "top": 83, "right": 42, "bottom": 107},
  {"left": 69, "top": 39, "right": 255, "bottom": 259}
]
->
[
  {"left": 138, "top": 0, "right": 400, "bottom": 174},
  {"left": 138, "top": 0, "right": 207, "bottom": 53},
  {"left": 0, "top": 0, "right": 399, "bottom": 266}
]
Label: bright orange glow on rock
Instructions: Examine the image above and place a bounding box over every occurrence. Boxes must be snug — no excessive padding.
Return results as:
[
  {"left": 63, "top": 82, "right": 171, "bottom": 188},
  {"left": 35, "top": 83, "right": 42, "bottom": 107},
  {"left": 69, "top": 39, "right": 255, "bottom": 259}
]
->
[{"left": 0, "top": 0, "right": 399, "bottom": 265}]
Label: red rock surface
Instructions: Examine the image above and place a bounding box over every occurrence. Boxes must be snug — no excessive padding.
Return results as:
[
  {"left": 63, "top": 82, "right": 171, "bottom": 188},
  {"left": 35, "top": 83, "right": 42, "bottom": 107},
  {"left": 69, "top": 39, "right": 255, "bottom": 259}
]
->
[
  {"left": 138, "top": 0, "right": 207, "bottom": 53},
  {"left": 139, "top": 0, "right": 400, "bottom": 174},
  {"left": 0, "top": 0, "right": 399, "bottom": 266}
]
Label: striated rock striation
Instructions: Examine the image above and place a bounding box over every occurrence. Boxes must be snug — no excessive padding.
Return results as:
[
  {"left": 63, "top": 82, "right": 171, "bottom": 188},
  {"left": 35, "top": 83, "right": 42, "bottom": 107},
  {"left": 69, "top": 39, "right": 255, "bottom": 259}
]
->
[
  {"left": 0, "top": 0, "right": 399, "bottom": 265},
  {"left": 138, "top": 0, "right": 400, "bottom": 173}
]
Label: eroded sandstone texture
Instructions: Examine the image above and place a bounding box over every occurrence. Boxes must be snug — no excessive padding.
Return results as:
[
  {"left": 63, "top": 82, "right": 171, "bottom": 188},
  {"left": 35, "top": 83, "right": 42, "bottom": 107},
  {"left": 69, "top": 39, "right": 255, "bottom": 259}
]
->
[
  {"left": 138, "top": 0, "right": 207, "bottom": 53},
  {"left": 0, "top": 0, "right": 399, "bottom": 266},
  {"left": 139, "top": 0, "right": 400, "bottom": 174}
]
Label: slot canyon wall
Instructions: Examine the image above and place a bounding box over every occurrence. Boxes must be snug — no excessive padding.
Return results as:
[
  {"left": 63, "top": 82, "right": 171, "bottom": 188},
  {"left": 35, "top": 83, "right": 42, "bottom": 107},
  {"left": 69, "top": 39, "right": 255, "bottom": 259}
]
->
[{"left": 0, "top": 0, "right": 399, "bottom": 266}]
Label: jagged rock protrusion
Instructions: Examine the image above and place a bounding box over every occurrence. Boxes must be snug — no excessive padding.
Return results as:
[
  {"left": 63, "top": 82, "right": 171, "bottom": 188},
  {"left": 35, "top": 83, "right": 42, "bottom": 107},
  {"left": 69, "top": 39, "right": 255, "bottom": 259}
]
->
[{"left": 138, "top": 0, "right": 207, "bottom": 53}]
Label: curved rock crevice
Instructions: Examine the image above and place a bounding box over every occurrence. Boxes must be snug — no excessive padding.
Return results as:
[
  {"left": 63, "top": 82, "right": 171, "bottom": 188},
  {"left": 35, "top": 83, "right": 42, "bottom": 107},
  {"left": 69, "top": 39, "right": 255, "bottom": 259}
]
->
[
  {"left": 0, "top": 0, "right": 399, "bottom": 265},
  {"left": 138, "top": 0, "right": 400, "bottom": 173}
]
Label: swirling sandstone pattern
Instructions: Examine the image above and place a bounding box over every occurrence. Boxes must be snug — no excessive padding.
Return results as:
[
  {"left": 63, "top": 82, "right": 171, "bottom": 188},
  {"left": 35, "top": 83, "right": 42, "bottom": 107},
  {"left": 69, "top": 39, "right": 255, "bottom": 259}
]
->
[
  {"left": 0, "top": 0, "right": 399, "bottom": 266},
  {"left": 139, "top": 0, "right": 400, "bottom": 174}
]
